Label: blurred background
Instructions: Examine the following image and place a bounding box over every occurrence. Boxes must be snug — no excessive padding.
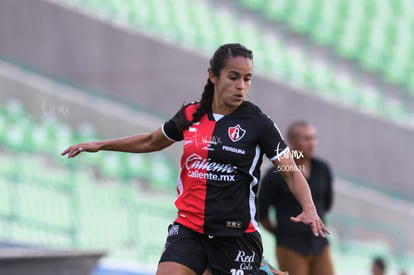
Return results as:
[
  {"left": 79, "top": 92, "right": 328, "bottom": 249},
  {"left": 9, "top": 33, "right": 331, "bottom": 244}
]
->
[{"left": 0, "top": 0, "right": 413, "bottom": 274}]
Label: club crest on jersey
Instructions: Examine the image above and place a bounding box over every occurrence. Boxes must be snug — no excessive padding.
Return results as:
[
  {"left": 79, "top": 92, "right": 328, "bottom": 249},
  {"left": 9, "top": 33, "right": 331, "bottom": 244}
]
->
[{"left": 228, "top": 124, "right": 246, "bottom": 142}]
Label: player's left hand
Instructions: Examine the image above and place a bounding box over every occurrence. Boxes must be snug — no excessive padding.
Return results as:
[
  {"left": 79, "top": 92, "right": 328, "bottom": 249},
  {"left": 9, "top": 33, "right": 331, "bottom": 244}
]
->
[{"left": 290, "top": 210, "right": 330, "bottom": 238}]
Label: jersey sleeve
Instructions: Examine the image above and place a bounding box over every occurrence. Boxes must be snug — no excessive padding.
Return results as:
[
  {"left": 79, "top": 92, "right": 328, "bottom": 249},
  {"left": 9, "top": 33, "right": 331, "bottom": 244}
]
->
[
  {"left": 162, "top": 119, "right": 183, "bottom": 142},
  {"left": 162, "top": 102, "right": 198, "bottom": 142},
  {"left": 162, "top": 107, "right": 186, "bottom": 142},
  {"left": 258, "top": 115, "right": 289, "bottom": 161}
]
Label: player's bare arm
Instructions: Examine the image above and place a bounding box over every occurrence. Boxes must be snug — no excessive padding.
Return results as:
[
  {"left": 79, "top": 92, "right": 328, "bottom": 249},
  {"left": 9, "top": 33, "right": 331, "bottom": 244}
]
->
[
  {"left": 61, "top": 128, "right": 173, "bottom": 158},
  {"left": 272, "top": 153, "right": 330, "bottom": 238}
]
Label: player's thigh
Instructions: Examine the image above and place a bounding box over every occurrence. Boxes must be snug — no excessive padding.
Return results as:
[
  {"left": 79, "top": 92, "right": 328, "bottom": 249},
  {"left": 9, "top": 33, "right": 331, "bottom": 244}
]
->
[
  {"left": 276, "top": 246, "right": 309, "bottom": 275},
  {"left": 310, "top": 245, "right": 334, "bottom": 275},
  {"left": 157, "top": 262, "right": 197, "bottom": 275}
]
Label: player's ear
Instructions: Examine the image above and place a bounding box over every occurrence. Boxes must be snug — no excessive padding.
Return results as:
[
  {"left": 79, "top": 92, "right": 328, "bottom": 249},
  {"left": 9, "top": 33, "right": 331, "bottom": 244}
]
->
[{"left": 208, "top": 70, "right": 217, "bottom": 85}]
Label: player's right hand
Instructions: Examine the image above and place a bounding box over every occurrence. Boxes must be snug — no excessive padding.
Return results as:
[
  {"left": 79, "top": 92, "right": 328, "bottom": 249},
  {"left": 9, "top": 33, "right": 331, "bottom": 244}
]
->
[{"left": 61, "top": 142, "right": 100, "bottom": 158}]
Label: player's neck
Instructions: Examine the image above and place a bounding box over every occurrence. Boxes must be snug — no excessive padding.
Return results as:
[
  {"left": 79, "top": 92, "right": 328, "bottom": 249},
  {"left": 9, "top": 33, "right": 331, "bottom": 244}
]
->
[{"left": 211, "top": 99, "right": 240, "bottom": 116}]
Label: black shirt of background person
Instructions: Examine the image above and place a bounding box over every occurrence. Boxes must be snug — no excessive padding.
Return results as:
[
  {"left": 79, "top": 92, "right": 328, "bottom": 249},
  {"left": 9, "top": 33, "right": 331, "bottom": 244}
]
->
[{"left": 258, "top": 158, "right": 333, "bottom": 256}]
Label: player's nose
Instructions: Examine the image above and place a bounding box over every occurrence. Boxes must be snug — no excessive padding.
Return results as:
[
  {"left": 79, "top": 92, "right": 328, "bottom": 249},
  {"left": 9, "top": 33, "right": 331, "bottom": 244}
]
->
[{"left": 236, "top": 79, "right": 245, "bottom": 90}]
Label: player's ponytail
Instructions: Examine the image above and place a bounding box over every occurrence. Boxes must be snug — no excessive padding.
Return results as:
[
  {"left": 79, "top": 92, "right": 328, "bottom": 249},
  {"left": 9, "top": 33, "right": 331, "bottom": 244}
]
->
[
  {"left": 172, "top": 78, "right": 214, "bottom": 132},
  {"left": 173, "top": 43, "right": 253, "bottom": 132},
  {"left": 191, "top": 77, "right": 214, "bottom": 123}
]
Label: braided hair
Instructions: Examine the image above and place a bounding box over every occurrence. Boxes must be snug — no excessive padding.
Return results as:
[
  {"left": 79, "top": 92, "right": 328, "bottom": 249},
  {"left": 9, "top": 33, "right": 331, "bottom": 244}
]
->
[{"left": 173, "top": 43, "right": 253, "bottom": 131}]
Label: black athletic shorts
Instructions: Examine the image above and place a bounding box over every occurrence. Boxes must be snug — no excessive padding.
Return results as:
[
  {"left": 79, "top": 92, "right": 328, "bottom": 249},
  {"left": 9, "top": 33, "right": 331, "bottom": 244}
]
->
[{"left": 159, "top": 222, "right": 263, "bottom": 275}]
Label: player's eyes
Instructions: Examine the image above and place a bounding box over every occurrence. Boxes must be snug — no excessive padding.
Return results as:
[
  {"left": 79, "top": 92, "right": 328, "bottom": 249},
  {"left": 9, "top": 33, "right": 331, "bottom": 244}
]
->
[{"left": 228, "top": 74, "right": 251, "bottom": 81}]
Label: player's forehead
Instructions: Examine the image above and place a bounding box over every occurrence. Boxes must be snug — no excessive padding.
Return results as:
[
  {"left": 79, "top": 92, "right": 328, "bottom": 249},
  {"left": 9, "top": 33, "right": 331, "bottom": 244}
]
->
[{"left": 221, "top": 56, "right": 253, "bottom": 75}]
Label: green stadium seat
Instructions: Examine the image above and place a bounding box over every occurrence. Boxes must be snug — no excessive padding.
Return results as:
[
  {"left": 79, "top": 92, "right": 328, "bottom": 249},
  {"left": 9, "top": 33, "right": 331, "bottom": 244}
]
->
[
  {"left": 335, "top": 17, "right": 366, "bottom": 59},
  {"left": 124, "top": 0, "right": 152, "bottom": 29},
  {"left": 16, "top": 182, "right": 72, "bottom": 227},
  {"left": 285, "top": 0, "right": 317, "bottom": 33},
  {"left": 263, "top": 0, "right": 290, "bottom": 20},
  {"left": 148, "top": 153, "right": 177, "bottom": 190},
  {"left": 382, "top": 29, "right": 412, "bottom": 84},
  {"left": 95, "top": 0, "right": 123, "bottom": 20},
  {"left": 307, "top": 61, "right": 335, "bottom": 97},
  {"left": 192, "top": 2, "right": 220, "bottom": 51},
  {"left": 383, "top": 60, "right": 410, "bottom": 86},
  {"left": 283, "top": 48, "right": 309, "bottom": 86},
  {"left": 97, "top": 152, "right": 124, "bottom": 178},
  {"left": 407, "top": 73, "right": 414, "bottom": 96},
  {"left": 126, "top": 153, "right": 152, "bottom": 181},
  {"left": 0, "top": 112, "right": 8, "bottom": 143},
  {"left": 259, "top": 36, "right": 290, "bottom": 78},
  {"left": 8, "top": 223, "right": 72, "bottom": 248},
  {"left": 357, "top": 87, "right": 384, "bottom": 114},
  {"left": 213, "top": 8, "right": 241, "bottom": 46},
  {"left": 240, "top": 0, "right": 264, "bottom": 13},
  {"left": 383, "top": 99, "right": 409, "bottom": 122},
  {"left": 0, "top": 179, "right": 12, "bottom": 216},
  {"left": 331, "top": 73, "right": 360, "bottom": 106},
  {"left": 169, "top": 0, "right": 197, "bottom": 46},
  {"left": 0, "top": 154, "right": 15, "bottom": 179},
  {"left": 40, "top": 116, "right": 63, "bottom": 154},
  {"left": 149, "top": 0, "right": 173, "bottom": 36},
  {"left": 4, "top": 117, "right": 32, "bottom": 152},
  {"left": 54, "top": 123, "right": 75, "bottom": 160},
  {"left": 76, "top": 122, "right": 99, "bottom": 142},
  {"left": 4, "top": 98, "right": 26, "bottom": 122}
]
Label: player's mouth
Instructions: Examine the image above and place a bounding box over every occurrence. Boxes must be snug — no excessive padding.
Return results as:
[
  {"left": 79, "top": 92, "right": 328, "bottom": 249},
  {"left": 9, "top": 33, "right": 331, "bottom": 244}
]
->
[{"left": 233, "top": 94, "right": 244, "bottom": 100}]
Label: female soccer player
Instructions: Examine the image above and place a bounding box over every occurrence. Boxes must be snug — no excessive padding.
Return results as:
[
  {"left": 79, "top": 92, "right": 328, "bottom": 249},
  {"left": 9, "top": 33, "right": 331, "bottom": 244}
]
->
[{"left": 62, "top": 43, "right": 329, "bottom": 275}]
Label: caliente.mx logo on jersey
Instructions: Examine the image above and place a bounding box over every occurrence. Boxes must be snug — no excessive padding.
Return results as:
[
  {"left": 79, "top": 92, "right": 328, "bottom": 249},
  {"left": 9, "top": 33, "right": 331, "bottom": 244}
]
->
[{"left": 228, "top": 124, "right": 246, "bottom": 142}]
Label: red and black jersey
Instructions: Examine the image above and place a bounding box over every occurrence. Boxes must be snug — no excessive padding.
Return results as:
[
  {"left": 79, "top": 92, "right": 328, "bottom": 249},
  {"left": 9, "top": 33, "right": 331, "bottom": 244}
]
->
[{"left": 162, "top": 101, "right": 288, "bottom": 237}]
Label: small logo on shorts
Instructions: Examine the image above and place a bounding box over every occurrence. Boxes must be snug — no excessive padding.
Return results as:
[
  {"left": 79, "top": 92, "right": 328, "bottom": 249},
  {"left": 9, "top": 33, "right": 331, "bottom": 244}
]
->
[{"left": 168, "top": 225, "right": 179, "bottom": 237}]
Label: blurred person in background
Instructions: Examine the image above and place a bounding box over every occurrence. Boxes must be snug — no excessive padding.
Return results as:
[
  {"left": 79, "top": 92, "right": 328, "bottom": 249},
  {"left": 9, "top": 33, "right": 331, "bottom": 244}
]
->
[
  {"left": 372, "top": 257, "right": 386, "bottom": 275},
  {"left": 62, "top": 44, "right": 329, "bottom": 275},
  {"left": 258, "top": 121, "right": 334, "bottom": 275}
]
